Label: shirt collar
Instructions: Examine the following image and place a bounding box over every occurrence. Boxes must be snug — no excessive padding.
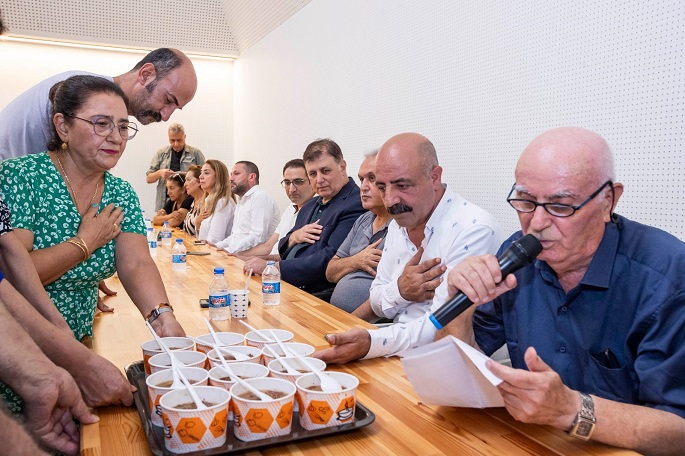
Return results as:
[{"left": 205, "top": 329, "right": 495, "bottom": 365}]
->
[
  {"left": 241, "top": 184, "right": 259, "bottom": 199},
  {"left": 578, "top": 219, "right": 619, "bottom": 288}
]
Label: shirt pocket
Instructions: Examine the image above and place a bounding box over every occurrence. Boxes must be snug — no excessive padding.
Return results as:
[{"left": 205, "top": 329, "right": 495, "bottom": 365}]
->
[{"left": 584, "top": 352, "right": 636, "bottom": 403}]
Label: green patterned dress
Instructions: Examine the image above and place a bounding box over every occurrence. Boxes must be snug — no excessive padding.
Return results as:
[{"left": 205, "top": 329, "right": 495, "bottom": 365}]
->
[{"left": 0, "top": 152, "right": 146, "bottom": 413}]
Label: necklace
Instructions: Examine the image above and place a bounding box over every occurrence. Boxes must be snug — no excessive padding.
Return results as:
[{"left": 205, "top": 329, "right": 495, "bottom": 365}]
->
[{"left": 54, "top": 152, "right": 100, "bottom": 216}]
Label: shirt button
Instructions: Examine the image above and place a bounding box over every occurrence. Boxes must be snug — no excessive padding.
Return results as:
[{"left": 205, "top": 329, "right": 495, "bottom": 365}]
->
[
  {"left": 559, "top": 346, "right": 567, "bottom": 353},
  {"left": 561, "top": 306, "right": 568, "bottom": 312}
]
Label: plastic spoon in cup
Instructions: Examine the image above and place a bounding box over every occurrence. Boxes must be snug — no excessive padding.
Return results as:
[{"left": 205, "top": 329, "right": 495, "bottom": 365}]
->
[
  {"left": 270, "top": 330, "right": 342, "bottom": 393},
  {"left": 145, "top": 321, "right": 183, "bottom": 389},
  {"left": 244, "top": 268, "right": 253, "bottom": 292},
  {"left": 186, "top": 335, "right": 250, "bottom": 361},
  {"left": 263, "top": 343, "right": 300, "bottom": 375},
  {"left": 211, "top": 340, "right": 271, "bottom": 402},
  {"left": 175, "top": 364, "right": 207, "bottom": 410},
  {"left": 238, "top": 319, "right": 275, "bottom": 343}
]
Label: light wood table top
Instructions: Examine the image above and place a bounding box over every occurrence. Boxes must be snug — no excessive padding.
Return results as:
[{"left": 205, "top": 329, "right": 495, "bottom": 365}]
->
[{"left": 81, "top": 230, "right": 636, "bottom": 455}]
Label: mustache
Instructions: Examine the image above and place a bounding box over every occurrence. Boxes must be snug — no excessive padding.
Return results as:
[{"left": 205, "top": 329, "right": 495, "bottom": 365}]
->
[{"left": 387, "top": 203, "right": 413, "bottom": 215}]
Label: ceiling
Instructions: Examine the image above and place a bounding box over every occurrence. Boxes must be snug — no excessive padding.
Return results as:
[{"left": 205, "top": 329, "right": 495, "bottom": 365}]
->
[{"left": 0, "top": 0, "right": 312, "bottom": 58}]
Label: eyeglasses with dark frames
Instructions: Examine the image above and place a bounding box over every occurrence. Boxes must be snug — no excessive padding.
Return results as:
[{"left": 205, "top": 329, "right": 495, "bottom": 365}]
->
[
  {"left": 507, "top": 180, "right": 614, "bottom": 218},
  {"left": 281, "top": 178, "right": 308, "bottom": 188},
  {"left": 65, "top": 114, "right": 138, "bottom": 140}
]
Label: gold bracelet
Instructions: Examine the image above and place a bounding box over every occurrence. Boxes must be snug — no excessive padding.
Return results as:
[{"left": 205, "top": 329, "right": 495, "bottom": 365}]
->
[
  {"left": 66, "top": 239, "right": 89, "bottom": 261},
  {"left": 74, "top": 235, "right": 90, "bottom": 258},
  {"left": 145, "top": 303, "right": 174, "bottom": 323}
]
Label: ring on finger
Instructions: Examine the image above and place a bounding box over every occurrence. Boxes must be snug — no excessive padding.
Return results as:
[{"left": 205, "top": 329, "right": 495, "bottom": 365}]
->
[{"left": 113, "top": 223, "right": 119, "bottom": 231}]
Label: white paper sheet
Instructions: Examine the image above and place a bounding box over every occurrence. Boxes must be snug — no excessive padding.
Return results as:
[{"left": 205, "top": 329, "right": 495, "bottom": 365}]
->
[{"left": 400, "top": 336, "right": 504, "bottom": 408}]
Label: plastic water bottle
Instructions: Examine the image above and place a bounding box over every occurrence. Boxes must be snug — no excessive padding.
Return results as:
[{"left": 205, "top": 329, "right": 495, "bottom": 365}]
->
[
  {"left": 161, "top": 221, "right": 173, "bottom": 246},
  {"left": 171, "top": 238, "right": 186, "bottom": 271},
  {"left": 147, "top": 227, "right": 157, "bottom": 256},
  {"left": 144, "top": 215, "right": 152, "bottom": 230},
  {"left": 262, "top": 261, "right": 281, "bottom": 306},
  {"left": 209, "top": 267, "right": 230, "bottom": 321}
]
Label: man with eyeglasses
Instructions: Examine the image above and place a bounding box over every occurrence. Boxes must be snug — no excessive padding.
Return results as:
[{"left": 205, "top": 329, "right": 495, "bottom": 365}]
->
[
  {"left": 239, "top": 159, "right": 315, "bottom": 269},
  {"left": 146, "top": 123, "right": 205, "bottom": 211},
  {"left": 0, "top": 48, "right": 198, "bottom": 162},
  {"left": 318, "top": 127, "right": 685, "bottom": 454}
]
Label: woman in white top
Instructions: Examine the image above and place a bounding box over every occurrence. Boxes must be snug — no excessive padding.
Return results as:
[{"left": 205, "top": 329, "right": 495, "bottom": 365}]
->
[{"left": 196, "top": 159, "right": 235, "bottom": 244}]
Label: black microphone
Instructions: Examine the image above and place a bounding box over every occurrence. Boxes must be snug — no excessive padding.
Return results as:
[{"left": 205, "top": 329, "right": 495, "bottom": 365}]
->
[{"left": 429, "top": 234, "right": 543, "bottom": 329}]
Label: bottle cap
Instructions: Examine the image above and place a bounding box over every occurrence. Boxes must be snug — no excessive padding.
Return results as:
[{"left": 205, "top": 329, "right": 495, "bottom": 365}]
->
[
  {"left": 213, "top": 267, "right": 225, "bottom": 274},
  {"left": 147, "top": 227, "right": 153, "bottom": 232},
  {"left": 266, "top": 261, "right": 275, "bottom": 265},
  {"left": 175, "top": 238, "right": 183, "bottom": 243}
]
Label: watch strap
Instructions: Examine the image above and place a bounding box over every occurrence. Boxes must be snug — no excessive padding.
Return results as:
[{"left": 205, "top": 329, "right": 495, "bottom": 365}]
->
[
  {"left": 568, "top": 392, "right": 596, "bottom": 440},
  {"left": 145, "top": 303, "right": 174, "bottom": 324}
]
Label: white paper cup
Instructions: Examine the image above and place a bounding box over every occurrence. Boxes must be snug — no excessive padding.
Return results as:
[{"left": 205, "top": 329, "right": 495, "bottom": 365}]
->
[
  {"left": 245, "top": 329, "right": 293, "bottom": 350},
  {"left": 267, "top": 357, "right": 326, "bottom": 385},
  {"left": 261, "top": 342, "right": 315, "bottom": 366},
  {"left": 295, "top": 372, "right": 359, "bottom": 430},
  {"left": 195, "top": 332, "right": 246, "bottom": 368},
  {"left": 208, "top": 363, "right": 269, "bottom": 422},
  {"left": 209, "top": 363, "right": 270, "bottom": 390},
  {"left": 207, "top": 346, "right": 262, "bottom": 368},
  {"left": 229, "top": 290, "right": 249, "bottom": 319},
  {"left": 230, "top": 378, "right": 296, "bottom": 442},
  {"left": 149, "top": 351, "right": 208, "bottom": 375},
  {"left": 146, "top": 367, "right": 209, "bottom": 427},
  {"left": 159, "top": 386, "right": 231, "bottom": 452},
  {"left": 141, "top": 337, "right": 195, "bottom": 375},
  {"left": 195, "top": 332, "right": 245, "bottom": 354}
]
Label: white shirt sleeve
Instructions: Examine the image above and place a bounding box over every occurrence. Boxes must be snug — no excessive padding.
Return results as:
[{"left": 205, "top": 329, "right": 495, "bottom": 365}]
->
[{"left": 364, "top": 313, "right": 438, "bottom": 359}]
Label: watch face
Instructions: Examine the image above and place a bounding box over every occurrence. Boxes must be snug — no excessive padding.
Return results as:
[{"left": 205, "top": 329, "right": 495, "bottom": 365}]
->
[{"left": 576, "top": 420, "right": 594, "bottom": 437}]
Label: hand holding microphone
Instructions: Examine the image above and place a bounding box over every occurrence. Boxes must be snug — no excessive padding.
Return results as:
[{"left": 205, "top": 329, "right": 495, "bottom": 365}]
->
[{"left": 429, "top": 234, "right": 543, "bottom": 329}]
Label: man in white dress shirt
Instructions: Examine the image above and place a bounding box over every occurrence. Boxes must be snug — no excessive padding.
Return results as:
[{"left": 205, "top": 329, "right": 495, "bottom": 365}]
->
[
  {"left": 239, "top": 159, "right": 315, "bottom": 270},
  {"left": 214, "top": 161, "right": 280, "bottom": 254},
  {"left": 351, "top": 132, "right": 503, "bottom": 324}
]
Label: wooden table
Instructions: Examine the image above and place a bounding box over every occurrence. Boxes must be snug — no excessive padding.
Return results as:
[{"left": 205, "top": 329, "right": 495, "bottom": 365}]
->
[{"left": 81, "top": 231, "right": 636, "bottom": 455}]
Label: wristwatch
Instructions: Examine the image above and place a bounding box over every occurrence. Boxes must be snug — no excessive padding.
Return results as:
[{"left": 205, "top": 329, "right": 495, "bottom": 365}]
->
[
  {"left": 568, "top": 392, "right": 596, "bottom": 440},
  {"left": 145, "top": 303, "right": 174, "bottom": 324}
]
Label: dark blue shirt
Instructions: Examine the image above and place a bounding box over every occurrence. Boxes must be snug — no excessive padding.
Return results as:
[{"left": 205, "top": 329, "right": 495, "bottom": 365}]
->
[{"left": 474, "top": 215, "right": 685, "bottom": 419}]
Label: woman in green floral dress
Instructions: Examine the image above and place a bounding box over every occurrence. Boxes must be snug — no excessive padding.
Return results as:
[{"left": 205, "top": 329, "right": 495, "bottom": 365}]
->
[{"left": 0, "top": 75, "right": 185, "bottom": 341}]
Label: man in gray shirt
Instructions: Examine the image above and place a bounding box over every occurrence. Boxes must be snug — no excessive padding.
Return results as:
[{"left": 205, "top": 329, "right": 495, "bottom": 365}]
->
[
  {"left": 325, "top": 149, "right": 391, "bottom": 312},
  {"left": 0, "top": 48, "right": 197, "bottom": 160}
]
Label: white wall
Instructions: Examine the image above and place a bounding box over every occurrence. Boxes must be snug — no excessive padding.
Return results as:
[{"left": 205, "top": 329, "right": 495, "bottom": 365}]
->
[
  {"left": 234, "top": 0, "right": 685, "bottom": 240},
  {"left": 0, "top": 41, "right": 233, "bottom": 215}
]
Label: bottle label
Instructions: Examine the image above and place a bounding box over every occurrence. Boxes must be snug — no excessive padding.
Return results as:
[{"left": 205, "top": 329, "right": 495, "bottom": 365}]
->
[
  {"left": 172, "top": 254, "right": 186, "bottom": 263},
  {"left": 162, "top": 231, "right": 172, "bottom": 239},
  {"left": 262, "top": 282, "right": 281, "bottom": 294},
  {"left": 209, "top": 294, "right": 230, "bottom": 308}
]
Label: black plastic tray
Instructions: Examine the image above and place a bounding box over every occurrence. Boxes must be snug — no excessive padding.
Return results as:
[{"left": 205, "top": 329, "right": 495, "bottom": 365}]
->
[{"left": 125, "top": 361, "right": 375, "bottom": 455}]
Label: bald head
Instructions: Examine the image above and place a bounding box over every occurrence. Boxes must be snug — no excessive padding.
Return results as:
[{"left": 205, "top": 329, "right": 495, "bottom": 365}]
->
[
  {"left": 518, "top": 127, "right": 614, "bottom": 187},
  {"left": 121, "top": 48, "right": 197, "bottom": 124},
  {"left": 379, "top": 133, "right": 438, "bottom": 176}
]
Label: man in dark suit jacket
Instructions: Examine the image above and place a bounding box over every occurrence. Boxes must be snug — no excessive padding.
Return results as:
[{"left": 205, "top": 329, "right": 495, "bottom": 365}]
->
[{"left": 278, "top": 139, "right": 365, "bottom": 294}]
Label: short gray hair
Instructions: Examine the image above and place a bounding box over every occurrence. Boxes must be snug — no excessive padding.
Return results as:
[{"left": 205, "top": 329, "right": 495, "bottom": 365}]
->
[
  {"left": 168, "top": 123, "right": 185, "bottom": 135},
  {"left": 363, "top": 148, "right": 379, "bottom": 159}
]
